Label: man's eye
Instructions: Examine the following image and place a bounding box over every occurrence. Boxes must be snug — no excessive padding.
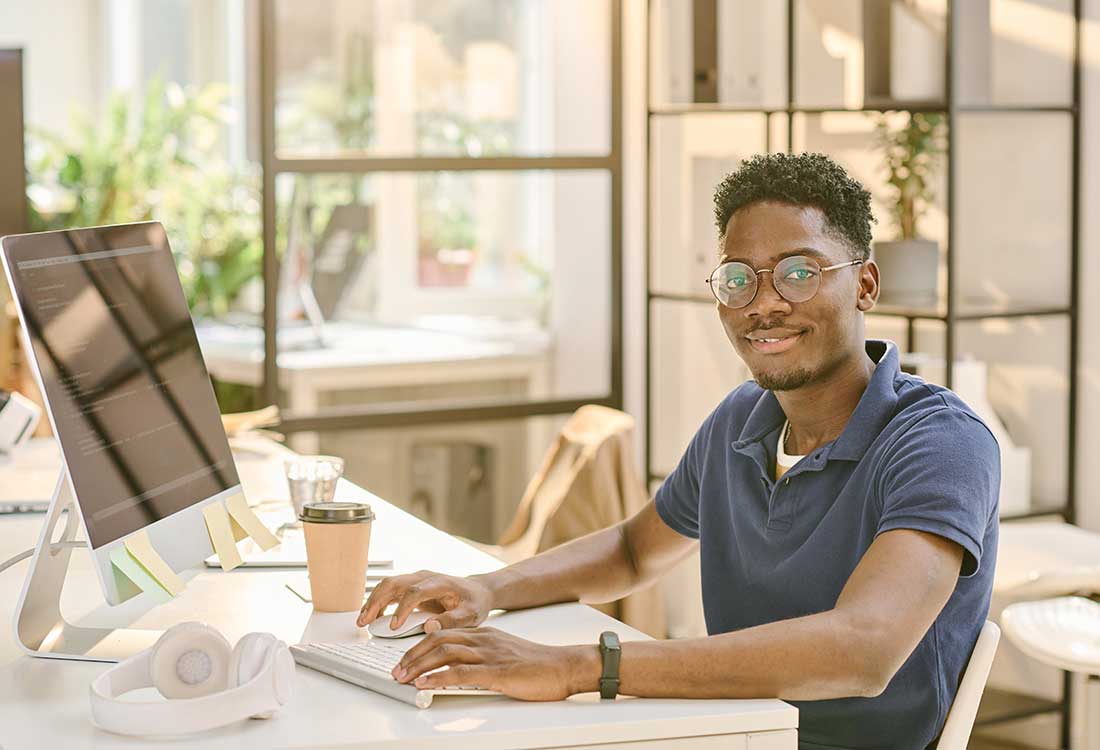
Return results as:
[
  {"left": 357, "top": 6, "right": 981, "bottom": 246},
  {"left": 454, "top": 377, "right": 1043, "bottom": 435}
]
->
[
  {"left": 726, "top": 276, "right": 749, "bottom": 288},
  {"left": 785, "top": 268, "right": 814, "bottom": 281}
]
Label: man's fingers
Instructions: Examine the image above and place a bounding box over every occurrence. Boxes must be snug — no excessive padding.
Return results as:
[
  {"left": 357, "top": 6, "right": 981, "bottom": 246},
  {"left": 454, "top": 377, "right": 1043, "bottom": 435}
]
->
[
  {"left": 390, "top": 580, "right": 449, "bottom": 628},
  {"left": 396, "top": 646, "right": 482, "bottom": 684},
  {"left": 358, "top": 572, "right": 424, "bottom": 626},
  {"left": 424, "top": 606, "right": 479, "bottom": 633},
  {"left": 412, "top": 664, "right": 488, "bottom": 690},
  {"left": 397, "top": 630, "right": 476, "bottom": 671}
]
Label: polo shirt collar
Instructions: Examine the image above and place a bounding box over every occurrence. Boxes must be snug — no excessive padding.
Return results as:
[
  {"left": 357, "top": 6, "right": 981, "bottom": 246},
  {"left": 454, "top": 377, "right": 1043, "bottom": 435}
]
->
[{"left": 731, "top": 339, "right": 900, "bottom": 464}]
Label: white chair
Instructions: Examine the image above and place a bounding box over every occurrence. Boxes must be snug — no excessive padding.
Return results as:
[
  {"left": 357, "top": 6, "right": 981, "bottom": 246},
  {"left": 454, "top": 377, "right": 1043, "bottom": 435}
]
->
[
  {"left": 1000, "top": 596, "right": 1100, "bottom": 748},
  {"left": 936, "top": 620, "right": 1002, "bottom": 750}
]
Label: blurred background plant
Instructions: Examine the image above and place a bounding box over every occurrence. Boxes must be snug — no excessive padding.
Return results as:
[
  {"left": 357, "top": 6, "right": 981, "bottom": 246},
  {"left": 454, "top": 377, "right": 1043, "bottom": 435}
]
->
[
  {"left": 24, "top": 76, "right": 263, "bottom": 412},
  {"left": 873, "top": 111, "right": 948, "bottom": 240},
  {"left": 25, "top": 75, "right": 262, "bottom": 321}
]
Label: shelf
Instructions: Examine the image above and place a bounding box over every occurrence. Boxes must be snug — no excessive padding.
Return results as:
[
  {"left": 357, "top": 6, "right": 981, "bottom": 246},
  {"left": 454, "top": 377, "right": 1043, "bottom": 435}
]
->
[
  {"left": 956, "top": 104, "right": 1076, "bottom": 114},
  {"left": 647, "top": 104, "right": 1075, "bottom": 117},
  {"left": 649, "top": 291, "right": 715, "bottom": 305},
  {"left": 647, "top": 103, "right": 949, "bottom": 116},
  {"left": 975, "top": 688, "right": 1062, "bottom": 727},
  {"left": 647, "top": 293, "right": 1071, "bottom": 322},
  {"left": 1001, "top": 507, "right": 1070, "bottom": 523},
  {"left": 870, "top": 301, "right": 1071, "bottom": 322}
]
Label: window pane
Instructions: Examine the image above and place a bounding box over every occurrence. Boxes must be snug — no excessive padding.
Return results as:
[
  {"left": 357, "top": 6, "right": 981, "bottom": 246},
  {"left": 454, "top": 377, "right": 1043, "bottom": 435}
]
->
[
  {"left": 301, "top": 415, "right": 568, "bottom": 542},
  {"left": 649, "top": 114, "right": 769, "bottom": 297},
  {"left": 954, "top": 0, "right": 1074, "bottom": 107},
  {"left": 794, "top": 0, "right": 946, "bottom": 109},
  {"left": 197, "top": 170, "right": 612, "bottom": 412},
  {"left": 274, "top": 0, "right": 611, "bottom": 157}
]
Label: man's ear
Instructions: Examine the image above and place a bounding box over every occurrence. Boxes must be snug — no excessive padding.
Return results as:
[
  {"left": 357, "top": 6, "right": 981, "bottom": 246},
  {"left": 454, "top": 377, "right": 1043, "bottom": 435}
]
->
[{"left": 857, "top": 259, "right": 879, "bottom": 312}]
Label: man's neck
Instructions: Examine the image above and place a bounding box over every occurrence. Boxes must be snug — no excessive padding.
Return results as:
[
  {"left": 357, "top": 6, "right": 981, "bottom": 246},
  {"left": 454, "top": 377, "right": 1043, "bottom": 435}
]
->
[{"left": 776, "top": 350, "right": 877, "bottom": 456}]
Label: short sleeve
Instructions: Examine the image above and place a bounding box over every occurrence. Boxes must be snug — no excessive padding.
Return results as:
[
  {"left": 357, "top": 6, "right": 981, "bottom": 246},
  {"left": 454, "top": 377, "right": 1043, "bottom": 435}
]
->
[
  {"left": 654, "top": 405, "right": 724, "bottom": 540},
  {"left": 877, "top": 406, "right": 1000, "bottom": 578}
]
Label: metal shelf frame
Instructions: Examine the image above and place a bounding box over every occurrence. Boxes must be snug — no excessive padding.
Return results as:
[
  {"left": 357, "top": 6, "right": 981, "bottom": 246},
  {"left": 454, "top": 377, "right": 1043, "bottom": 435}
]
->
[{"left": 643, "top": 2, "right": 1082, "bottom": 741}]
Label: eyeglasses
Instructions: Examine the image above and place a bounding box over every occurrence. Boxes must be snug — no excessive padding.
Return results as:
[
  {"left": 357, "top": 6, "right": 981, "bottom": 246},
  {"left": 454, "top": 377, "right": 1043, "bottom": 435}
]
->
[{"left": 705, "top": 255, "right": 864, "bottom": 309}]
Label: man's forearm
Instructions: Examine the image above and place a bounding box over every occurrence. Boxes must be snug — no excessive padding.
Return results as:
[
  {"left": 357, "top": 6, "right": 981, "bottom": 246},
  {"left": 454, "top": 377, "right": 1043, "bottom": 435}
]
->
[
  {"left": 472, "top": 524, "right": 642, "bottom": 612},
  {"left": 563, "top": 608, "right": 893, "bottom": 701}
]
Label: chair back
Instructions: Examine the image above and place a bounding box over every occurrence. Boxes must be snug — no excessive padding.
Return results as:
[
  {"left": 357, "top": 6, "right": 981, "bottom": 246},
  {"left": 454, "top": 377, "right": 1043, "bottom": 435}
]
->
[
  {"left": 936, "top": 620, "right": 1001, "bottom": 750},
  {"left": 495, "top": 405, "right": 636, "bottom": 563}
]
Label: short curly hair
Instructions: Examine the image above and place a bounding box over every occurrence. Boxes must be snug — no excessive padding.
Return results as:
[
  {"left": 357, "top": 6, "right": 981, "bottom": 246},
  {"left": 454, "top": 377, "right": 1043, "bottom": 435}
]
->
[{"left": 713, "top": 152, "right": 875, "bottom": 259}]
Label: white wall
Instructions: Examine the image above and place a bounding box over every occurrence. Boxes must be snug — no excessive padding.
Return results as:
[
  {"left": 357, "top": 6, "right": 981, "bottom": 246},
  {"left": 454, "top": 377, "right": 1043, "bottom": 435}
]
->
[{"left": 0, "top": 0, "right": 102, "bottom": 133}]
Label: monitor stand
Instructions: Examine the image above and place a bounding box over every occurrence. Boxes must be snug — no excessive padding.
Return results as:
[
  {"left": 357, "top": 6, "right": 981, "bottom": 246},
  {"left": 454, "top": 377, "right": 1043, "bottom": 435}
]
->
[{"left": 12, "top": 468, "right": 162, "bottom": 662}]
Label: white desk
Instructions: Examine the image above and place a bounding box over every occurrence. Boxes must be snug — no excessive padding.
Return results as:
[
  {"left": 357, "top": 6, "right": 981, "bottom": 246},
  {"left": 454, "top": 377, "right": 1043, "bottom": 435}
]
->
[{"left": 0, "top": 447, "right": 797, "bottom": 749}]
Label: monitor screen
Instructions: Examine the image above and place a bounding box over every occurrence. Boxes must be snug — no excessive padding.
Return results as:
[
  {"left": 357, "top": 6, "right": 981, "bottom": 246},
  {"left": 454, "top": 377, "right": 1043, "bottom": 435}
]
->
[{"left": 2, "top": 222, "right": 239, "bottom": 549}]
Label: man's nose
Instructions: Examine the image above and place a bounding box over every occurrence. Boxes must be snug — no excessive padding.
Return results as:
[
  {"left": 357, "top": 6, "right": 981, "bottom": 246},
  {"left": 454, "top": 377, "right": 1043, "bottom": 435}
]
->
[{"left": 743, "top": 271, "right": 791, "bottom": 318}]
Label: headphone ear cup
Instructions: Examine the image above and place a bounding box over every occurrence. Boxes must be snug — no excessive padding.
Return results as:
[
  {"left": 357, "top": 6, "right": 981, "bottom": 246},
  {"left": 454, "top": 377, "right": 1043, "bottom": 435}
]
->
[
  {"left": 150, "top": 622, "right": 232, "bottom": 699},
  {"left": 229, "top": 633, "right": 281, "bottom": 720},
  {"left": 228, "top": 632, "right": 277, "bottom": 688}
]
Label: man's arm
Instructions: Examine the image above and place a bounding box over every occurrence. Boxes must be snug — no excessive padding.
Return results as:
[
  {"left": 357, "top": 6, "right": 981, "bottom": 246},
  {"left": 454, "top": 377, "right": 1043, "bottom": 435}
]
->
[
  {"left": 395, "top": 527, "right": 963, "bottom": 701},
  {"left": 479, "top": 500, "right": 697, "bottom": 611},
  {"left": 358, "top": 499, "right": 696, "bottom": 631}
]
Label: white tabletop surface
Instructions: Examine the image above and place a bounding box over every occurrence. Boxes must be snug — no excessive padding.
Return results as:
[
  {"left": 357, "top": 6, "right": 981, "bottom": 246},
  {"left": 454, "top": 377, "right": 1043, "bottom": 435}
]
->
[{"left": 0, "top": 443, "right": 797, "bottom": 749}]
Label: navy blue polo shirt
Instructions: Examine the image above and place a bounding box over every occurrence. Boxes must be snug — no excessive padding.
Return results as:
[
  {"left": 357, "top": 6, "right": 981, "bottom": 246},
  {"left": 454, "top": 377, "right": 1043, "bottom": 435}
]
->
[{"left": 656, "top": 340, "right": 999, "bottom": 750}]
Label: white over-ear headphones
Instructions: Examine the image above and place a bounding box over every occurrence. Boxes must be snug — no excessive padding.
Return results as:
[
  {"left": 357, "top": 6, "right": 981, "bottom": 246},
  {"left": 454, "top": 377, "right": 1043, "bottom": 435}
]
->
[{"left": 90, "top": 622, "right": 295, "bottom": 737}]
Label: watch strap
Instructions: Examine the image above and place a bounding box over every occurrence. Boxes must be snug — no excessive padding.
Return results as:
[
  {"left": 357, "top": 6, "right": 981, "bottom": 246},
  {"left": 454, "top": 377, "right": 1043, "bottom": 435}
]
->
[{"left": 598, "top": 631, "right": 621, "bottom": 700}]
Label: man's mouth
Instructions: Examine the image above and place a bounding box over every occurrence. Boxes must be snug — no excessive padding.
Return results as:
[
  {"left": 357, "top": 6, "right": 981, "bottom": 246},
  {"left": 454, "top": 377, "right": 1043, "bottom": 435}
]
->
[{"left": 745, "top": 330, "right": 804, "bottom": 354}]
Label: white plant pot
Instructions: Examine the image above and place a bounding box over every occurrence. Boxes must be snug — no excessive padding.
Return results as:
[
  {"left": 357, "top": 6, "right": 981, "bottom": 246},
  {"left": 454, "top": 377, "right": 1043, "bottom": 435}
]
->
[{"left": 871, "top": 238, "right": 939, "bottom": 306}]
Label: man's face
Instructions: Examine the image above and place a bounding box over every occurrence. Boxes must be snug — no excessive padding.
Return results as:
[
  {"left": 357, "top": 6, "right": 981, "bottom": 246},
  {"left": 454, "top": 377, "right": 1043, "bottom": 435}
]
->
[{"left": 716, "top": 201, "right": 877, "bottom": 391}]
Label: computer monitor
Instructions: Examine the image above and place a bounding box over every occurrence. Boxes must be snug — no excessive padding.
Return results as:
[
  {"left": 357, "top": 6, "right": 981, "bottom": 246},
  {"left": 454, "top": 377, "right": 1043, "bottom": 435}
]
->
[{"left": 0, "top": 222, "right": 242, "bottom": 605}]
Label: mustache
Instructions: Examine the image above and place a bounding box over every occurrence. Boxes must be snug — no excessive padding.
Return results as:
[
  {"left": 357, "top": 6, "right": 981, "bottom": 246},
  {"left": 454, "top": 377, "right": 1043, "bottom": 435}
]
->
[{"left": 746, "top": 323, "right": 806, "bottom": 334}]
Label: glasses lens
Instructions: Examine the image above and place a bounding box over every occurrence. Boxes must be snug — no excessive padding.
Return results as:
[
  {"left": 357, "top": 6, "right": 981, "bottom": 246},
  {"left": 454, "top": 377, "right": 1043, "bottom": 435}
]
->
[
  {"left": 710, "top": 262, "right": 756, "bottom": 307},
  {"left": 773, "top": 256, "right": 822, "bottom": 303}
]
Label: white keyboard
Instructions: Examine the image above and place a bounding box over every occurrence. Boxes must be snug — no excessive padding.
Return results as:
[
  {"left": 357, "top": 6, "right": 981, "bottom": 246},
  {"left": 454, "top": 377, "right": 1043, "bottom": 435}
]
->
[{"left": 290, "top": 639, "right": 500, "bottom": 709}]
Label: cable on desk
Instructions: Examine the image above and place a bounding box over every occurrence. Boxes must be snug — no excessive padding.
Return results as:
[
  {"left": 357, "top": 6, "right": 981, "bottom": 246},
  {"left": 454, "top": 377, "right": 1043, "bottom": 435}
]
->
[{"left": 0, "top": 541, "right": 85, "bottom": 574}]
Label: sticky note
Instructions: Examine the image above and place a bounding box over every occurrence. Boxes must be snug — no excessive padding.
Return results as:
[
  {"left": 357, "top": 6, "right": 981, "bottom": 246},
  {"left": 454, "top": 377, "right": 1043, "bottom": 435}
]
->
[
  {"left": 229, "top": 513, "right": 249, "bottom": 543},
  {"left": 202, "top": 502, "right": 243, "bottom": 571},
  {"left": 225, "top": 493, "right": 279, "bottom": 551},
  {"left": 123, "top": 531, "right": 185, "bottom": 596},
  {"left": 109, "top": 546, "right": 171, "bottom": 604}
]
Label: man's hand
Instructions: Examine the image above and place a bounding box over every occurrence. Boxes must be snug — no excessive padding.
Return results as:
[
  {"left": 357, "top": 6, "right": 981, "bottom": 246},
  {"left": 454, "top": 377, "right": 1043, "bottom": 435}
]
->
[
  {"left": 357, "top": 570, "right": 494, "bottom": 633},
  {"left": 392, "top": 627, "right": 597, "bottom": 701}
]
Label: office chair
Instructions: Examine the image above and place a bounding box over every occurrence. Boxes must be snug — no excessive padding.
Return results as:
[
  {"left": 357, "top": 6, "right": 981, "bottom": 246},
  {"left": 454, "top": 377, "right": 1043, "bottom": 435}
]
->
[{"left": 936, "top": 620, "right": 1001, "bottom": 750}]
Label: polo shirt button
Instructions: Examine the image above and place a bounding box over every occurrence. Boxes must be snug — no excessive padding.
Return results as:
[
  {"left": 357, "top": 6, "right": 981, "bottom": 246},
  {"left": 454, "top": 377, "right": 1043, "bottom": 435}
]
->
[{"left": 815, "top": 453, "right": 822, "bottom": 460}]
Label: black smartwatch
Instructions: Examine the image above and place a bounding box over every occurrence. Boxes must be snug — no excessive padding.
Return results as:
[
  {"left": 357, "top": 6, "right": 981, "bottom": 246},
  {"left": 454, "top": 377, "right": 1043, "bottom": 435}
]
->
[{"left": 598, "top": 630, "right": 621, "bottom": 699}]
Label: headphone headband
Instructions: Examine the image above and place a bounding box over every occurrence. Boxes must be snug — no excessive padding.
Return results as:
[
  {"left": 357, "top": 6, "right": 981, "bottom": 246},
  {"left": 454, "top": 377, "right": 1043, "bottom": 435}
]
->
[{"left": 89, "top": 626, "right": 294, "bottom": 737}]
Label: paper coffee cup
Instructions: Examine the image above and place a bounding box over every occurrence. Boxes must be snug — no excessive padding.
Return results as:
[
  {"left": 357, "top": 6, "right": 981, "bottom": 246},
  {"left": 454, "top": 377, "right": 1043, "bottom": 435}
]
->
[{"left": 299, "top": 501, "right": 375, "bottom": 612}]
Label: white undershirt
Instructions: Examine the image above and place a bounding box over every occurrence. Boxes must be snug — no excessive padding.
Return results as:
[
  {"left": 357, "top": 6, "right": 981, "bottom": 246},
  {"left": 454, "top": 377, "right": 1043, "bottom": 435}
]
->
[{"left": 776, "top": 419, "right": 805, "bottom": 479}]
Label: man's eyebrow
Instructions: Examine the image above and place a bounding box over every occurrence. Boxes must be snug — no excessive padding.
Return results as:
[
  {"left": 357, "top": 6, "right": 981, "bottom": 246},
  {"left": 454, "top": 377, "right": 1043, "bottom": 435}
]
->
[{"left": 719, "top": 247, "right": 832, "bottom": 265}]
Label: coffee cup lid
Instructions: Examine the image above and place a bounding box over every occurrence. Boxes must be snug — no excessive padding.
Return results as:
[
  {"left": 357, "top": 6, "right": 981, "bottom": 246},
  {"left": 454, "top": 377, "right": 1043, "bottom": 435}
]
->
[{"left": 298, "top": 501, "right": 375, "bottom": 524}]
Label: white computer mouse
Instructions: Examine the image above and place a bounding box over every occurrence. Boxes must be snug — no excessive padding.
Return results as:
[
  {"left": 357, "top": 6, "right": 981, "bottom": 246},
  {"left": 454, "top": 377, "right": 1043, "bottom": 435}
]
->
[{"left": 367, "top": 611, "right": 434, "bottom": 638}]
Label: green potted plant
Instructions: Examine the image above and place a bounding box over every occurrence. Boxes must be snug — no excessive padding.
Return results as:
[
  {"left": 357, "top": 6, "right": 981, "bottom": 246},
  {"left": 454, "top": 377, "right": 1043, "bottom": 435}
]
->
[
  {"left": 871, "top": 111, "right": 947, "bottom": 305},
  {"left": 25, "top": 77, "right": 263, "bottom": 413}
]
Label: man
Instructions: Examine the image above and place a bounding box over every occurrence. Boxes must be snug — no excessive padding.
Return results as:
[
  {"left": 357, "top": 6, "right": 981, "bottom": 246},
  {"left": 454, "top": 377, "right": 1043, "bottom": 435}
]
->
[{"left": 358, "top": 153, "right": 999, "bottom": 749}]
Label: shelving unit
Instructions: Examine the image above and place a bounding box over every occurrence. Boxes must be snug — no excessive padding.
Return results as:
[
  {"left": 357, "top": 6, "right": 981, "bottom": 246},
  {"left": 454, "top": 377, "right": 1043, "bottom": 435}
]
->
[{"left": 645, "top": 0, "right": 1081, "bottom": 743}]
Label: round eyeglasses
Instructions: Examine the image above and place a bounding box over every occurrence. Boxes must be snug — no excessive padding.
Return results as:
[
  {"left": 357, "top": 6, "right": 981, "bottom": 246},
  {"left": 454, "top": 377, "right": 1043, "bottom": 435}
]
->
[{"left": 705, "top": 255, "right": 864, "bottom": 309}]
